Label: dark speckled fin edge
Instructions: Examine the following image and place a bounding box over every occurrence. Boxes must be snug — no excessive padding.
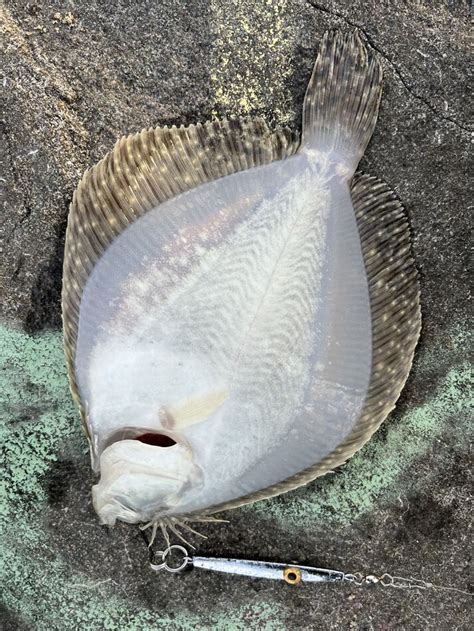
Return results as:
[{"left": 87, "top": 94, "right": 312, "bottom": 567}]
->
[
  {"left": 201, "top": 172, "right": 421, "bottom": 516},
  {"left": 350, "top": 173, "right": 421, "bottom": 433},
  {"left": 62, "top": 118, "right": 300, "bottom": 445}
]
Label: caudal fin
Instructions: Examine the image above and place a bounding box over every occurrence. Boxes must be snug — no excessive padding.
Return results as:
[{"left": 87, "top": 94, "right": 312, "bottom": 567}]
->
[{"left": 302, "top": 30, "right": 382, "bottom": 173}]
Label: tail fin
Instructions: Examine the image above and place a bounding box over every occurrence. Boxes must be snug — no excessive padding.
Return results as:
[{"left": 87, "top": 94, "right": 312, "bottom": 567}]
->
[{"left": 302, "top": 30, "right": 382, "bottom": 174}]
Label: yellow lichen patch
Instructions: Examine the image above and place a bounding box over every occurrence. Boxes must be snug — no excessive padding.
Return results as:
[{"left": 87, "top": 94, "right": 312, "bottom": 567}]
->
[
  {"left": 0, "top": 5, "right": 31, "bottom": 56},
  {"left": 209, "top": 0, "right": 298, "bottom": 123},
  {"left": 52, "top": 12, "right": 76, "bottom": 27}
]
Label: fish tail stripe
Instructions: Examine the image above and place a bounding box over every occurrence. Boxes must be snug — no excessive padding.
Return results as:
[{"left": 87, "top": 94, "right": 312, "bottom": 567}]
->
[{"left": 302, "top": 30, "right": 382, "bottom": 171}]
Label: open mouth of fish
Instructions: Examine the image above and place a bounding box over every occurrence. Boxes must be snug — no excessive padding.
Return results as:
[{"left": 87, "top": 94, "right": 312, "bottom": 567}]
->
[
  {"left": 100, "top": 428, "right": 179, "bottom": 454},
  {"left": 91, "top": 427, "right": 200, "bottom": 525}
]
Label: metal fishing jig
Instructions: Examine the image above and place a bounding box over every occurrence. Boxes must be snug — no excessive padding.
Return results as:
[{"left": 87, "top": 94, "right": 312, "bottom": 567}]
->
[{"left": 149, "top": 545, "right": 451, "bottom": 591}]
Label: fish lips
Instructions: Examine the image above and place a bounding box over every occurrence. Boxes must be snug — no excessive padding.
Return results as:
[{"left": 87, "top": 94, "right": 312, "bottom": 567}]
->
[{"left": 92, "top": 435, "right": 202, "bottom": 525}]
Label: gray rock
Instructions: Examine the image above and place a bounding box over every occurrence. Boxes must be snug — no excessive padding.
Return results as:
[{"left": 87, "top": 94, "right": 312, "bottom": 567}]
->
[{"left": 1, "top": 1, "right": 470, "bottom": 628}]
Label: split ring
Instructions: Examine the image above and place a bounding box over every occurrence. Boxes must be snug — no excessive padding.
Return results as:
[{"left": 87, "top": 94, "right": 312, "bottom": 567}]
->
[{"left": 150, "top": 545, "right": 190, "bottom": 573}]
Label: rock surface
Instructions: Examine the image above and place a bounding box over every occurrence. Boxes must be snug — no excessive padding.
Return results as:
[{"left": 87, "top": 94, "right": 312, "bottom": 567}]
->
[{"left": 1, "top": 1, "right": 471, "bottom": 629}]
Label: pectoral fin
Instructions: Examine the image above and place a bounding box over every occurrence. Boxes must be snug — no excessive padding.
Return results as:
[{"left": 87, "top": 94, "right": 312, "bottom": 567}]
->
[{"left": 160, "top": 389, "right": 229, "bottom": 430}]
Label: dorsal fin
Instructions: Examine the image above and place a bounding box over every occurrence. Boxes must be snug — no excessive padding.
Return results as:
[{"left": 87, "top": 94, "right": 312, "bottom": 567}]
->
[
  {"left": 349, "top": 173, "right": 421, "bottom": 432},
  {"left": 201, "top": 172, "right": 421, "bottom": 515},
  {"left": 62, "top": 118, "right": 300, "bottom": 439}
]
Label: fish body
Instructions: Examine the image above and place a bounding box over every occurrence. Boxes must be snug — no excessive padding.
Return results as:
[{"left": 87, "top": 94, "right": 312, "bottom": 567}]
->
[{"left": 62, "top": 31, "right": 420, "bottom": 528}]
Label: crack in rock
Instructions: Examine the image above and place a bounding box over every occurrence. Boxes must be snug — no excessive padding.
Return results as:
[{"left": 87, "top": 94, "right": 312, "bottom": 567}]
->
[{"left": 306, "top": 0, "right": 471, "bottom": 134}]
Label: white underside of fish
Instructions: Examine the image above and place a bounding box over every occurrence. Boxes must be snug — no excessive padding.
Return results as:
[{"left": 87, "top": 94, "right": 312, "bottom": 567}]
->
[{"left": 76, "top": 151, "right": 371, "bottom": 516}]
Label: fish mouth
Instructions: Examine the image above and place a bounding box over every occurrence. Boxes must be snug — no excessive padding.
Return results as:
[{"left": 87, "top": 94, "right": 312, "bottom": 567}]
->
[
  {"left": 92, "top": 427, "right": 200, "bottom": 524},
  {"left": 127, "top": 430, "right": 177, "bottom": 448},
  {"left": 95, "top": 427, "right": 183, "bottom": 469},
  {"left": 91, "top": 426, "right": 191, "bottom": 474}
]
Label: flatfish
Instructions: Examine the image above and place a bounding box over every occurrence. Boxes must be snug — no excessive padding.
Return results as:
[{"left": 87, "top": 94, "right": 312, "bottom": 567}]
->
[{"left": 62, "top": 30, "right": 421, "bottom": 532}]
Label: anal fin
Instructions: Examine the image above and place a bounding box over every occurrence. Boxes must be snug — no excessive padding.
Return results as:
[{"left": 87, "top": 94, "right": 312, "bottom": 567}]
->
[{"left": 349, "top": 172, "right": 421, "bottom": 444}]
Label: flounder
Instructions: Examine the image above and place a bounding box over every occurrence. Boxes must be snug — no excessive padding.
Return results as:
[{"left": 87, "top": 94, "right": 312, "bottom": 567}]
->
[{"left": 62, "top": 31, "right": 421, "bottom": 535}]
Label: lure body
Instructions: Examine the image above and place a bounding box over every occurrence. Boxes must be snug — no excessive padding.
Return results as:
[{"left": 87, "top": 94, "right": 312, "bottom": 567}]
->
[
  {"left": 151, "top": 545, "right": 346, "bottom": 584},
  {"left": 62, "top": 31, "right": 420, "bottom": 527}
]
